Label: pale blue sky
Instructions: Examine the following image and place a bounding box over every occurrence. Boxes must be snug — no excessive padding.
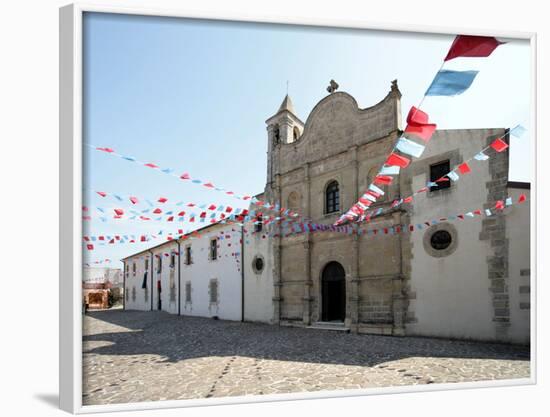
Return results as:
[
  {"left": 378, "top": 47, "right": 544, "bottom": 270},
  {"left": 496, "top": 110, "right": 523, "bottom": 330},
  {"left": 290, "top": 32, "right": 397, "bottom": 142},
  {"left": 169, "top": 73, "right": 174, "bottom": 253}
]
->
[{"left": 82, "top": 12, "right": 531, "bottom": 268}]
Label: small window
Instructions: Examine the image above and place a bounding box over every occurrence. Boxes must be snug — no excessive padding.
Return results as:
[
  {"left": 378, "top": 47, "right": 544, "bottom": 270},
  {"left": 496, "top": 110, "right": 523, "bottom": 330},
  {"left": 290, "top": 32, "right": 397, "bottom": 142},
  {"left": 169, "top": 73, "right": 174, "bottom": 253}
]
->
[
  {"left": 293, "top": 126, "right": 300, "bottom": 141},
  {"left": 185, "top": 281, "right": 192, "bottom": 303},
  {"left": 430, "top": 230, "right": 452, "bottom": 250},
  {"left": 325, "top": 180, "right": 340, "bottom": 214},
  {"left": 429, "top": 160, "right": 451, "bottom": 192},
  {"left": 124, "top": 263, "right": 129, "bottom": 277},
  {"left": 209, "top": 239, "right": 218, "bottom": 261},
  {"left": 273, "top": 125, "right": 280, "bottom": 145},
  {"left": 185, "top": 246, "right": 192, "bottom": 265},
  {"left": 144, "top": 258, "right": 149, "bottom": 271},
  {"left": 132, "top": 262, "right": 136, "bottom": 276},
  {"left": 157, "top": 256, "right": 162, "bottom": 273},
  {"left": 209, "top": 279, "right": 219, "bottom": 304},
  {"left": 170, "top": 252, "right": 176, "bottom": 268},
  {"left": 254, "top": 214, "right": 263, "bottom": 233},
  {"left": 252, "top": 255, "right": 264, "bottom": 274}
]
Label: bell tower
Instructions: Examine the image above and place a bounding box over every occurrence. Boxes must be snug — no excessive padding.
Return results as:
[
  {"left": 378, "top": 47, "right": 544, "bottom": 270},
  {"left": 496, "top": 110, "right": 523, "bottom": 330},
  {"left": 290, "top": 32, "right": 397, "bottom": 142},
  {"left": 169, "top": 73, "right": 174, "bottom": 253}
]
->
[{"left": 265, "top": 94, "right": 304, "bottom": 188}]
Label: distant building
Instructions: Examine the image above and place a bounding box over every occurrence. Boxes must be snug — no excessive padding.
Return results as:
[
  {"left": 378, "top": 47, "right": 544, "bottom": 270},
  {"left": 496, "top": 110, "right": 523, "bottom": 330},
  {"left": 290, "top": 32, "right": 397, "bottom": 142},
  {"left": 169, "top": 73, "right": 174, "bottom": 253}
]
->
[
  {"left": 83, "top": 267, "right": 122, "bottom": 310},
  {"left": 122, "top": 82, "right": 530, "bottom": 343}
]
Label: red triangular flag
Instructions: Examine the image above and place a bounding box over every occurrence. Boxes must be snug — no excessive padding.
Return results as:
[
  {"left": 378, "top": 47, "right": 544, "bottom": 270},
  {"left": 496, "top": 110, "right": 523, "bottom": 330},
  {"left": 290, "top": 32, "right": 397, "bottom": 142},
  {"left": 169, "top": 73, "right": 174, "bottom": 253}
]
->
[
  {"left": 374, "top": 175, "right": 393, "bottom": 186},
  {"left": 140, "top": 235, "right": 147, "bottom": 242},
  {"left": 458, "top": 162, "right": 471, "bottom": 174},
  {"left": 114, "top": 208, "right": 124, "bottom": 216},
  {"left": 153, "top": 208, "right": 162, "bottom": 214},
  {"left": 474, "top": 209, "right": 482, "bottom": 215},
  {"left": 495, "top": 200, "right": 505, "bottom": 210},
  {"left": 96, "top": 191, "right": 107, "bottom": 197},
  {"left": 225, "top": 206, "right": 233, "bottom": 213},
  {"left": 158, "top": 197, "right": 168, "bottom": 203},
  {"left": 386, "top": 152, "right": 410, "bottom": 168},
  {"left": 129, "top": 196, "right": 138, "bottom": 204},
  {"left": 208, "top": 204, "right": 216, "bottom": 210},
  {"left": 406, "top": 106, "right": 429, "bottom": 125},
  {"left": 97, "top": 147, "right": 114, "bottom": 153},
  {"left": 203, "top": 182, "right": 214, "bottom": 188},
  {"left": 403, "top": 196, "right": 414, "bottom": 204},
  {"left": 86, "top": 244, "right": 94, "bottom": 250},
  {"left": 167, "top": 216, "right": 174, "bottom": 222},
  {"left": 144, "top": 163, "right": 158, "bottom": 168},
  {"left": 404, "top": 122, "right": 437, "bottom": 142},
  {"left": 444, "top": 35, "right": 504, "bottom": 61},
  {"left": 490, "top": 138, "right": 509, "bottom": 152},
  {"left": 518, "top": 194, "right": 526, "bottom": 203},
  {"left": 180, "top": 172, "right": 190, "bottom": 180},
  {"left": 178, "top": 211, "right": 185, "bottom": 216}
]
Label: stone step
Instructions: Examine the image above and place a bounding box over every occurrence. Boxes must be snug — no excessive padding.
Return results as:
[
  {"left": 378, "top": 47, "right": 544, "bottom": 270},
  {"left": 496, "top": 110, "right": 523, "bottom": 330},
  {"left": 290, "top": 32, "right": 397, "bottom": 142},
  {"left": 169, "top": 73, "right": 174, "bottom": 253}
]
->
[{"left": 307, "top": 322, "right": 350, "bottom": 332}]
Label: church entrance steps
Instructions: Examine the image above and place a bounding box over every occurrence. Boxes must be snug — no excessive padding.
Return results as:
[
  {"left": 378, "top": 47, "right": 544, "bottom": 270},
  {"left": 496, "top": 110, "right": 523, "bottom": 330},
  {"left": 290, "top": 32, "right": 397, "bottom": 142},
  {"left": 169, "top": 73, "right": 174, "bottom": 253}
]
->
[{"left": 307, "top": 321, "right": 350, "bottom": 332}]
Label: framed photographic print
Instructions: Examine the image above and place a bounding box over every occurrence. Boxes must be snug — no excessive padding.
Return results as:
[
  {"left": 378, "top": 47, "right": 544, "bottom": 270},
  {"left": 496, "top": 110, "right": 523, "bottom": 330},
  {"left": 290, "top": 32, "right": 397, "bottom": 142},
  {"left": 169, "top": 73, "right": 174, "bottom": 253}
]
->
[{"left": 59, "top": 2, "right": 536, "bottom": 413}]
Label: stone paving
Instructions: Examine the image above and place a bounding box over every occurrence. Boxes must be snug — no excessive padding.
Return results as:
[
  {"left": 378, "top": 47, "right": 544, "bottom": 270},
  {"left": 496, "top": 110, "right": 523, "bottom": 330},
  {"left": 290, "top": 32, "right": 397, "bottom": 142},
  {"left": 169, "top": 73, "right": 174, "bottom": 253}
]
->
[{"left": 82, "top": 310, "right": 530, "bottom": 405}]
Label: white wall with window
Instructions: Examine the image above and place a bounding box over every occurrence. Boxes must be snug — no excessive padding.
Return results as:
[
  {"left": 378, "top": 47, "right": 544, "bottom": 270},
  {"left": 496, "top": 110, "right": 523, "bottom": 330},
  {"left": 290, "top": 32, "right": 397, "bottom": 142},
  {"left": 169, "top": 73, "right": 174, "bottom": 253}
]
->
[
  {"left": 180, "top": 223, "right": 243, "bottom": 321},
  {"left": 151, "top": 242, "right": 180, "bottom": 315},
  {"left": 406, "top": 128, "right": 507, "bottom": 341},
  {"left": 243, "top": 211, "right": 274, "bottom": 323},
  {"left": 123, "top": 251, "right": 153, "bottom": 311}
]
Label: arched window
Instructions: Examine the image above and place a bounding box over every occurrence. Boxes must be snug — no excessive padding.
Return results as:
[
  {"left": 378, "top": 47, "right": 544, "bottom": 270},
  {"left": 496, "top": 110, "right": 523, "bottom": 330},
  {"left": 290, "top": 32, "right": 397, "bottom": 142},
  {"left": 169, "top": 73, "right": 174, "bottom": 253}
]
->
[
  {"left": 325, "top": 180, "right": 340, "bottom": 214},
  {"left": 293, "top": 126, "right": 300, "bottom": 141},
  {"left": 287, "top": 191, "right": 301, "bottom": 212},
  {"left": 272, "top": 124, "right": 280, "bottom": 145}
]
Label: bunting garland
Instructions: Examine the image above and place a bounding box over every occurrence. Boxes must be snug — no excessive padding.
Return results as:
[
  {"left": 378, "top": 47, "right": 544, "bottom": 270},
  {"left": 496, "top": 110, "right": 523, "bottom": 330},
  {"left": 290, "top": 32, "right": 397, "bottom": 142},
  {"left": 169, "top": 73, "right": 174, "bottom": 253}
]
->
[
  {"left": 337, "top": 34, "right": 509, "bottom": 226},
  {"left": 356, "top": 126, "right": 526, "bottom": 223}
]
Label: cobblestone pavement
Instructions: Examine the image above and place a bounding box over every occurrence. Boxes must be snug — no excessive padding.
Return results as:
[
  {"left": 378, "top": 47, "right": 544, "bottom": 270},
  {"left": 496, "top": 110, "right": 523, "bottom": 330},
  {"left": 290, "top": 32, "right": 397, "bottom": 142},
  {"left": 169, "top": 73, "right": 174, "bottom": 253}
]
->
[{"left": 82, "top": 310, "right": 530, "bottom": 405}]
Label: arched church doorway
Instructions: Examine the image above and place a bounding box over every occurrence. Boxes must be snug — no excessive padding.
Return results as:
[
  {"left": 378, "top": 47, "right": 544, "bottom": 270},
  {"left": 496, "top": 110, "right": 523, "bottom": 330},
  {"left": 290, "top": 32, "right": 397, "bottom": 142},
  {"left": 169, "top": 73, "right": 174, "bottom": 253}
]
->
[{"left": 321, "top": 262, "right": 346, "bottom": 322}]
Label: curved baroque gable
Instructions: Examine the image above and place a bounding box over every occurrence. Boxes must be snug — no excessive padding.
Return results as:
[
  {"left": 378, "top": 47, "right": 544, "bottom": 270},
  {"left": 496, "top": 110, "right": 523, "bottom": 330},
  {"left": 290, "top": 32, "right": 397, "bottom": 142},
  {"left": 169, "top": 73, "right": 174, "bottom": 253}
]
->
[{"left": 278, "top": 90, "right": 401, "bottom": 173}]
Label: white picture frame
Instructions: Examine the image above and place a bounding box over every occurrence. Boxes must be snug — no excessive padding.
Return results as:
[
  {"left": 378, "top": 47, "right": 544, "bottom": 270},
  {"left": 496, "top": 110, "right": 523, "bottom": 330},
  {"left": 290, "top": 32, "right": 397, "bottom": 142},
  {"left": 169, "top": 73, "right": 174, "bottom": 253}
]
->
[{"left": 59, "top": 2, "right": 537, "bottom": 413}]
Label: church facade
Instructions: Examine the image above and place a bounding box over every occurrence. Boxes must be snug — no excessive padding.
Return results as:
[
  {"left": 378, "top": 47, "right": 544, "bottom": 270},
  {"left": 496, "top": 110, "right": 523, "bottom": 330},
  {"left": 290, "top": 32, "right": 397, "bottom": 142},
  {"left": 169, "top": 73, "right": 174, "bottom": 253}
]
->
[
  {"left": 262, "top": 81, "right": 530, "bottom": 343},
  {"left": 122, "top": 81, "right": 530, "bottom": 344}
]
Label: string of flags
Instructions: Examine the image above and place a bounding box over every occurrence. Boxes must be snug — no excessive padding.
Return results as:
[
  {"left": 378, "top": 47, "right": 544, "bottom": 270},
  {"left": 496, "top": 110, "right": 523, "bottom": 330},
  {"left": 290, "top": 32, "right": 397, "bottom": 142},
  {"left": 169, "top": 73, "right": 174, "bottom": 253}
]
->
[
  {"left": 86, "top": 144, "right": 306, "bottom": 223},
  {"left": 337, "top": 34, "right": 509, "bottom": 226},
  {"left": 284, "top": 193, "right": 528, "bottom": 238},
  {"left": 84, "top": 192, "right": 528, "bottom": 251},
  {"left": 357, "top": 124, "right": 527, "bottom": 223}
]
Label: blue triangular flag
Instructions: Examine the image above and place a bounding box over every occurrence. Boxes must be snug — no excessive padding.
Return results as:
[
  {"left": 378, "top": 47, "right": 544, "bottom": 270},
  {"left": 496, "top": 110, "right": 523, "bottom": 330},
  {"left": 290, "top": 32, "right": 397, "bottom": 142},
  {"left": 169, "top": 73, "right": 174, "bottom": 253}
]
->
[
  {"left": 425, "top": 70, "right": 479, "bottom": 96},
  {"left": 395, "top": 137, "right": 426, "bottom": 158},
  {"left": 448, "top": 171, "right": 460, "bottom": 182},
  {"left": 379, "top": 165, "right": 400, "bottom": 175},
  {"left": 510, "top": 124, "right": 527, "bottom": 138},
  {"left": 474, "top": 151, "right": 489, "bottom": 161}
]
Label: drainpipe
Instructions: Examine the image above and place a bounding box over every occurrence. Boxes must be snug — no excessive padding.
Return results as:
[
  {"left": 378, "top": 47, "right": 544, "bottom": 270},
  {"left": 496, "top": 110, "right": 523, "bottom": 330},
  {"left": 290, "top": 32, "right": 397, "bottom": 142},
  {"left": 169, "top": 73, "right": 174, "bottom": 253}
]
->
[
  {"left": 177, "top": 241, "right": 181, "bottom": 316},
  {"left": 148, "top": 250, "right": 154, "bottom": 311},
  {"left": 241, "top": 224, "right": 245, "bottom": 322},
  {"left": 122, "top": 260, "right": 126, "bottom": 311}
]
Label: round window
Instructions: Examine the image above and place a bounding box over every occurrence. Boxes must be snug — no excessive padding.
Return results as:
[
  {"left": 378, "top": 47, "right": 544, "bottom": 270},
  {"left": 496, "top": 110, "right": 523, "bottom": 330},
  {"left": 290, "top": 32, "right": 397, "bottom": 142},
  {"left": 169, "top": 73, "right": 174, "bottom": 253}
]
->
[
  {"left": 430, "top": 230, "right": 452, "bottom": 250},
  {"left": 252, "top": 256, "right": 264, "bottom": 274}
]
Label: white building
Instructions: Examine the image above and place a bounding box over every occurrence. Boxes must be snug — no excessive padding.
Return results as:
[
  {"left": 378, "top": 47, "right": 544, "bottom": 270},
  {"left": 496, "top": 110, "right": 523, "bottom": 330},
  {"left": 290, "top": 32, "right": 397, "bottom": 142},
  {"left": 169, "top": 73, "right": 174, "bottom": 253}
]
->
[{"left": 122, "top": 216, "right": 274, "bottom": 323}]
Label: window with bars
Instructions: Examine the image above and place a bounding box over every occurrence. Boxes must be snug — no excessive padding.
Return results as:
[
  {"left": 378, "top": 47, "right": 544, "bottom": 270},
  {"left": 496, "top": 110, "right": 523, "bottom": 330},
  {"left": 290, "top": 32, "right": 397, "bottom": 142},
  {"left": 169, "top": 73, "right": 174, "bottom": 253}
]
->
[
  {"left": 132, "top": 262, "right": 136, "bottom": 276},
  {"left": 209, "top": 239, "right": 218, "bottom": 261},
  {"left": 157, "top": 256, "right": 162, "bottom": 273},
  {"left": 325, "top": 180, "right": 340, "bottom": 214},
  {"left": 254, "top": 214, "right": 263, "bottom": 233},
  {"left": 170, "top": 252, "right": 176, "bottom": 268},
  {"left": 145, "top": 258, "right": 149, "bottom": 271},
  {"left": 209, "top": 279, "right": 219, "bottom": 304},
  {"left": 185, "top": 246, "right": 192, "bottom": 265},
  {"left": 185, "top": 282, "right": 192, "bottom": 303},
  {"left": 429, "top": 160, "right": 451, "bottom": 192}
]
